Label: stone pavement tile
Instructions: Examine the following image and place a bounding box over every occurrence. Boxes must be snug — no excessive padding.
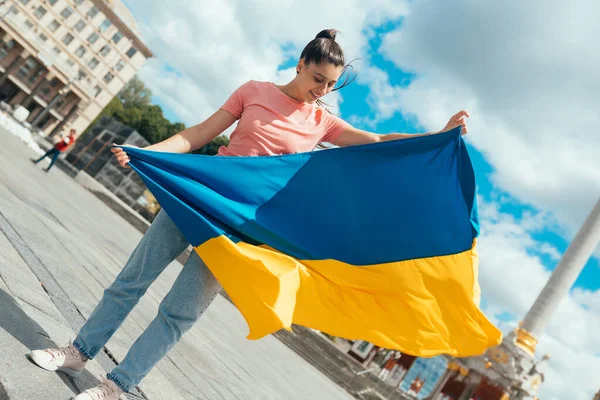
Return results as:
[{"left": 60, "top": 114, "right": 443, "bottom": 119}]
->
[
  {"left": 0, "top": 228, "right": 108, "bottom": 399},
  {"left": 14, "top": 300, "right": 113, "bottom": 395},
  {"left": 0, "top": 210, "right": 185, "bottom": 398},
  {"left": 0, "top": 288, "right": 80, "bottom": 400}
]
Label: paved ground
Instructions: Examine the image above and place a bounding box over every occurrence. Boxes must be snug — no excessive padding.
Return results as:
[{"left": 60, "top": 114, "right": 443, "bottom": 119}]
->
[{"left": 0, "top": 127, "right": 353, "bottom": 400}]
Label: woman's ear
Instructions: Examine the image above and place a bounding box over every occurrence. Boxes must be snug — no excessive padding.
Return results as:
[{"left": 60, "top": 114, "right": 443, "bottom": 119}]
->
[{"left": 297, "top": 59, "right": 305, "bottom": 74}]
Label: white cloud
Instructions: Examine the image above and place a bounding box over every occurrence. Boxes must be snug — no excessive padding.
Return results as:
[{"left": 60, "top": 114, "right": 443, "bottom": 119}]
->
[
  {"left": 366, "top": 0, "right": 600, "bottom": 239},
  {"left": 125, "top": 0, "right": 409, "bottom": 127},
  {"left": 477, "top": 198, "right": 600, "bottom": 400}
]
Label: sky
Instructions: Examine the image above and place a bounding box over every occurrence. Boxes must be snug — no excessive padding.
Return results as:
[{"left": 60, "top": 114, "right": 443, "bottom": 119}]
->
[{"left": 122, "top": 1, "right": 600, "bottom": 398}]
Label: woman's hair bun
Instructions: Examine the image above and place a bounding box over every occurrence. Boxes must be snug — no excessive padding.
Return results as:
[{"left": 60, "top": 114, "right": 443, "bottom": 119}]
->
[{"left": 315, "top": 29, "right": 338, "bottom": 41}]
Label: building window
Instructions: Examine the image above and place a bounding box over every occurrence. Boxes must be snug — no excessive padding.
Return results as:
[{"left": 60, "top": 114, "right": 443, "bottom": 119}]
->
[
  {"left": 28, "top": 67, "right": 45, "bottom": 84},
  {"left": 112, "top": 31, "right": 123, "bottom": 44},
  {"left": 62, "top": 33, "right": 74, "bottom": 45},
  {"left": 74, "top": 0, "right": 84, "bottom": 5},
  {"left": 52, "top": 46, "right": 61, "bottom": 55},
  {"left": 114, "top": 59, "right": 125, "bottom": 71},
  {"left": 39, "top": 33, "right": 48, "bottom": 42},
  {"left": 18, "top": 58, "right": 39, "bottom": 78},
  {"left": 87, "top": 32, "right": 99, "bottom": 44},
  {"left": 34, "top": 6, "right": 47, "bottom": 19},
  {"left": 87, "top": 6, "right": 98, "bottom": 19},
  {"left": 8, "top": 5, "right": 19, "bottom": 15},
  {"left": 103, "top": 72, "right": 114, "bottom": 83},
  {"left": 0, "top": 40, "right": 16, "bottom": 60},
  {"left": 100, "top": 45, "right": 111, "bottom": 57},
  {"left": 60, "top": 6, "right": 73, "bottom": 19},
  {"left": 48, "top": 19, "right": 60, "bottom": 31},
  {"left": 74, "top": 19, "right": 86, "bottom": 31},
  {"left": 94, "top": 85, "right": 102, "bottom": 97},
  {"left": 99, "top": 18, "right": 112, "bottom": 33},
  {"left": 78, "top": 70, "right": 87, "bottom": 80},
  {"left": 25, "top": 20, "right": 34, "bottom": 29},
  {"left": 48, "top": 0, "right": 58, "bottom": 5},
  {"left": 67, "top": 59, "right": 75, "bottom": 67},
  {"left": 88, "top": 57, "right": 99, "bottom": 69},
  {"left": 126, "top": 47, "right": 137, "bottom": 58},
  {"left": 19, "top": 0, "right": 30, "bottom": 4},
  {"left": 55, "top": 97, "right": 66, "bottom": 110},
  {"left": 75, "top": 45, "right": 86, "bottom": 57}
]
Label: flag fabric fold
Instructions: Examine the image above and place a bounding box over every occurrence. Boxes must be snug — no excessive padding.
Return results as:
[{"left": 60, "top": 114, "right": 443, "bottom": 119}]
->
[{"left": 121, "top": 127, "right": 502, "bottom": 357}]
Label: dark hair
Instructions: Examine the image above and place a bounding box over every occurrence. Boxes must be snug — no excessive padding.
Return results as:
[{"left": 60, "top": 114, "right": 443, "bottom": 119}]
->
[
  {"left": 301, "top": 30, "right": 357, "bottom": 150},
  {"left": 299, "top": 29, "right": 356, "bottom": 94},
  {"left": 300, "top": 29, "right": 345, "bottom": 68}
]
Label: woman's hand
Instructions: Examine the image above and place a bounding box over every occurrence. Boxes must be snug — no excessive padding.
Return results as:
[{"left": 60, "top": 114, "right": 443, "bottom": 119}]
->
[
  {"left": 110, "top": 144, "right": 137, "bottom": 168},
  {"left": 440, "top": 110, "right": 470, "bottom": 135}
]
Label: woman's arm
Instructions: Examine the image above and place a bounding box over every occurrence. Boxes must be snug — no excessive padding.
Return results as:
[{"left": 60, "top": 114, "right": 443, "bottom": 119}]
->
[
  {"left": 145, "top": 109, "right": 237, "bottom": 153},
  {"left": 111, "top": 109, "right": 237, "bottom": 167},
  {"left": 335, "top": 110, "right": 469, "bottom": 148}
]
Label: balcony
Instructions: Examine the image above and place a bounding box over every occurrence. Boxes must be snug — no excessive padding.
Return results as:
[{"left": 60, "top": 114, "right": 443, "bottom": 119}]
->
[{"left": 0, "top": 7, "right": 97, "bottom": 98}]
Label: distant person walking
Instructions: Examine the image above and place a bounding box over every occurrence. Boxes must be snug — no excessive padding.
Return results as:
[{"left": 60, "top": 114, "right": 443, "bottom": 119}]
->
[{"left": 32, "top": 128, "right": 76, "bottom": 172}]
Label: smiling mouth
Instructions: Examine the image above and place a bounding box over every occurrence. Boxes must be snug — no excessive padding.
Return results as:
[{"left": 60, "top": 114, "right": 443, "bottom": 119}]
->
[{"left": 310, "top": 91, "right": 319, "bottom": 100}]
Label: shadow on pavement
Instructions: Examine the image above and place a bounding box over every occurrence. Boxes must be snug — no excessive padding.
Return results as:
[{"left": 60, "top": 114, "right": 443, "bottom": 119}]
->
[{"left": 0, "top": 288, "right": 101, "bottom": 396}]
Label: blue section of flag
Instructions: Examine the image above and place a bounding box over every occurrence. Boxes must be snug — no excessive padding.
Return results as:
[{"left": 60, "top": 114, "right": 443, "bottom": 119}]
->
[{"left": 122, "top": 126, "right": 477, "bottom": 265}]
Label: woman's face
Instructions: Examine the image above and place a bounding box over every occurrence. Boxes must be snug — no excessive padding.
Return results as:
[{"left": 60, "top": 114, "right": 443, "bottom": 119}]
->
[{"left": 296, "top": 60, "right": 344, "bottom": 104}]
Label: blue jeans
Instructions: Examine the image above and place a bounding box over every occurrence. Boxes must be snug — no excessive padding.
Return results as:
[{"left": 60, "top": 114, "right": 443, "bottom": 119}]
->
[
  {"left": 72, "top": 210, "right": 221, "bottom": 392},
  {"left": 34, "top": 148, "right": 60, "bottom": 171}
]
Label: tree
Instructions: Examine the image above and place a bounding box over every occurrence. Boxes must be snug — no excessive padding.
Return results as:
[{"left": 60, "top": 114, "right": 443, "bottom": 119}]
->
[
  {"left": 135, "top": 104, "right": 172, "bottom": 144},
  {"left": 193, "top": 135, "right": 230, "bottom": 156},
  {"left": 168, "top": 122, "right": 186, "bottom": 137},
  {"left": 87, "top": 76, "right": 180, "bottom": 144},
  {"left": 88, "top": 76, "right": 228, "bottom": 154},
  {"left": 114, "top": 105, "right": 143, "bottom": 129},
  {"left": 117, "top": 75, "right": 152, "bottom": 108}
]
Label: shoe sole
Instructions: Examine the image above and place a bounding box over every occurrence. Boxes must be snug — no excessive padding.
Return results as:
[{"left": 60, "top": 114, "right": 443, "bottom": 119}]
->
[
  {"left": 28, "top": 354, "right": 83, "bottom": 377},
  {"left": 56, "top": 366, "right": 82, "bottom": 377}
]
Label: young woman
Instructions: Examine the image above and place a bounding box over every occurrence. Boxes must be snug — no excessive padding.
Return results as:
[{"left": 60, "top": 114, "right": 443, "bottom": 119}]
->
[{"left": 29, "top": 29, "right": 468, "bottom": 400}]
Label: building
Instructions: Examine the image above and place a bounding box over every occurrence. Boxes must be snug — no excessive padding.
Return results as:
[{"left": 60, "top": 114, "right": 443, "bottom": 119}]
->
[{"left": 0, "top": 0, "right": 152, "bottom": 137}]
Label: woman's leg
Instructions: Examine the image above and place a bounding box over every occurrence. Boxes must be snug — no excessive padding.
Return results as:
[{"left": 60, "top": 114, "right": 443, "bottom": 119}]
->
[
  {"left": 107, "top": 251, "right": 221, "bottom": 392},
  {"left": 72, "top": 210, "right": 191, "bottom": 359}
]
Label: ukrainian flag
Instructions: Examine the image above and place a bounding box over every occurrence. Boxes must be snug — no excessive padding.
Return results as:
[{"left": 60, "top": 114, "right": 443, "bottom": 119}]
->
[{"left": 121, "top": 127, "right": 502, "bottom": 357}]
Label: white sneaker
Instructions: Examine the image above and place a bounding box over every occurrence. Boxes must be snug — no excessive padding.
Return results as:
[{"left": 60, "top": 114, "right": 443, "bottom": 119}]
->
[
  {"left": 29, "top": 342, "right": 88, "bottom": 377},
  {"left": 74, "top": 379, "right": 125, "bottom": 400}
]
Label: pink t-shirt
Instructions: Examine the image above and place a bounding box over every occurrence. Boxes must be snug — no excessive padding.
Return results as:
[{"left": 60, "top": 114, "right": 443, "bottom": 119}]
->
[{"left": 218, "top": 80, "right": 349, "bottom": 157}]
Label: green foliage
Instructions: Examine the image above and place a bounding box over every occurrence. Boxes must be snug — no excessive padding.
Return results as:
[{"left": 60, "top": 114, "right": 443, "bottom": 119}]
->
[
  {"left": 192, "top": 135, "right": 230, "bottom": 156},
  {"left": 89, "top": 75, "right": 228, "bottom": 153},
  {"left": 117, "top": 75, "right": 152, "bottom": 108}
]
